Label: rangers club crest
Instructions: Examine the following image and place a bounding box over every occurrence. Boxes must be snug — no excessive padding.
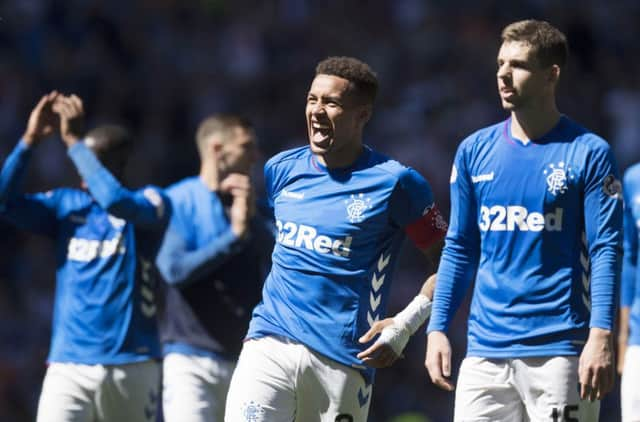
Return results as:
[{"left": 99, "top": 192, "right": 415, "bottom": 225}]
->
[
  {"left": 543, "top": 162, "right": 574, "bottom": 196},
  {"left": 242, "top": 401, "right": 265, "bottom": 421},
  {"left": 345, "top": 193, "right": 372, "bottom": 223}
]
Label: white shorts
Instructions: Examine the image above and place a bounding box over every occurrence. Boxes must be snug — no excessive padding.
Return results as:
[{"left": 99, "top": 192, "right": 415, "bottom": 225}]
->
[
  {"left": 622, "top": 345, "right": 640, "bottom": 422},
  {"left": 162, "top": 352, "right": 236, "bottom": 422},
  {"left": 454, "top": 356, "right": 599, "bottom": 422},
  {"left": 224, "top": 336, "right": 371, "bottom": 422},
  {"left": 36, "top": 359, "right": 160, "bottom": 422}
]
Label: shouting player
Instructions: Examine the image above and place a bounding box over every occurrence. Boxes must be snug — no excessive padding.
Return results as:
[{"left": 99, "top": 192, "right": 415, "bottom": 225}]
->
[
  {"left": 224, "top": 56, "right": 447, "bottom": 421},
  {"left": 155, "top": 114, "right": 273, "bottom": 422},
  {"left": 426, "top": 20, "right": 622, "bottom": 421},
  {"left": 0, "top": 92, "right": 169, "bottom": 421}
]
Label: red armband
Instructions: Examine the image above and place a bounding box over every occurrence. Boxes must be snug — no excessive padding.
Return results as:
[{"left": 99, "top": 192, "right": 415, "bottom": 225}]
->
[{"left": 404, "top": 204, "right": 448, "bottom": 249}]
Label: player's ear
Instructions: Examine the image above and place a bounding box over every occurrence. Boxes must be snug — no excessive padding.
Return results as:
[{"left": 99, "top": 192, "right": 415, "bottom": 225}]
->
[
  {"left": 358, "top": 104, "right": 373, "bottom": 126},
  {"left": 548, "top": 64, "right": 560, "bottom": 84},
  {"left": 209, "top": 136, "right": 224, "bottom": 157}
]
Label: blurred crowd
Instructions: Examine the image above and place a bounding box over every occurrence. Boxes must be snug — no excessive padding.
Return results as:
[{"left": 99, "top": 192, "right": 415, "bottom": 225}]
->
[{"left": 1, "top": 0, "right": 639, "bottom": 420}]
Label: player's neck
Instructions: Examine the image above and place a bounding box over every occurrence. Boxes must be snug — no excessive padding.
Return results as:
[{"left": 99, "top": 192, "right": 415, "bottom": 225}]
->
[
  {"left": 510, "top": 103, "right": 561, "bottom": 144},
  {"left": 316, "top": 142, "right": 364, "bottom": 170}
]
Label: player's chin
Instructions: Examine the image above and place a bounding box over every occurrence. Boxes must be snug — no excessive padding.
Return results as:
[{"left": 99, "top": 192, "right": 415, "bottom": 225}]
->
[
  {"left": 309, "top": 140, "right": 332, "bottom": 155},
  {"left": 500, "top": 99, "right": 517, "bottom": 111}
]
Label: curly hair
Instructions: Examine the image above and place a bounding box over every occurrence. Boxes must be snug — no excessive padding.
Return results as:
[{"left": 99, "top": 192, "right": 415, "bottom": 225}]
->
[
  {"left": 315, "top": 56, "right": 378, "bottom": 105},
  {"left": 501, "top": 20, "right": 568, "bottom": 69}
]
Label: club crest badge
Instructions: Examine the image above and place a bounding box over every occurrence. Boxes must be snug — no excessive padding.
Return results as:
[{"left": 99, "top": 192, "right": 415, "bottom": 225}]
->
[
  {"left": 242, "top": 401, "right": 265, "bottom": 422},
  {"left": 543, "top": 162, "right": 575, "bottom": 196},
  {"left": 345, "top": 193, "right": 372, "bottom": 223}
]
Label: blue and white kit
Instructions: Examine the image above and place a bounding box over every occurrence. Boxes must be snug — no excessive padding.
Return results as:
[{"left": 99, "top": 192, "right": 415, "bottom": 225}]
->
[
  {"left": 156, "top": 176, "right": 273, "bottom": 360},
  {"left": 246, "top": 145, "right": 447, "bottom": 381},
  {"left": 428, "top": 116, "right": 622, "bottom": 357},
  {"left": 0, "top": 140, "right": 168, "bottom": 365}
]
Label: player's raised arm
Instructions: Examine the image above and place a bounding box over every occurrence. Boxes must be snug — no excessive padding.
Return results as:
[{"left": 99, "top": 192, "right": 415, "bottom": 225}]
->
[
  {"left": 155, "top": 209, "right": 249, "bottom": 286},
  {"left": 0, "top": 92, "right": 62, "bottom": 236},
  {"left": 1, "top": 91, "right": 59, "bottom": 203},
  {"left": 53, "top": 94, "right": 169, "bottom": 228}
]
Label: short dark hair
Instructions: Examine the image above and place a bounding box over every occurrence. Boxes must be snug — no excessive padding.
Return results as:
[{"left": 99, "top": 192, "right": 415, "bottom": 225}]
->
[
  {"left": 315, "top": 56, "right": 378, "bottom": 105},
  {"left": 85, "top": 124, "right": 133, "bottom": 177},
  {"left": 195, "top": 114, "right": 253, "bottom": 157},
  {"left": 501, "top": 20, "right": 568, "bottom": 69}
]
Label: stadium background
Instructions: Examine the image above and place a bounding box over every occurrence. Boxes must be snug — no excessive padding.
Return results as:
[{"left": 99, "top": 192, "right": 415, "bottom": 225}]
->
[{"left": 0, "top": 0, "right": 639, "bottom": 420}]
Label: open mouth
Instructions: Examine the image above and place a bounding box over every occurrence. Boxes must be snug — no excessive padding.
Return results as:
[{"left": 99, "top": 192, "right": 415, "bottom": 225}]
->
[
  {"left": 311, "top": 121, "right": 332, "bottom": 147},
  {"left": 500, "top": 87, "right": 516, "bottom": 97}
]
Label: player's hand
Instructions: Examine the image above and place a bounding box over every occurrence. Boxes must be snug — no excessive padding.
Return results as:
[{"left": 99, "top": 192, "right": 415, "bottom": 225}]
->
[
  {"left": 357, "top": 318, "right": 403, "bottom": 368},
  {"left": 22, "top": 91, "right": 60, "bottom": 147},
  {"left": 220, "top": 173, "right": 255, "bottom": 239},
  {"left": 579, "top": 327, "right": 614, "bottom": 401},
  {"left": 425, "top": 330, "right": 455, "bottom": 391},
  {"left": 53, "top": 94, "right": 85, "bottom": 147}
]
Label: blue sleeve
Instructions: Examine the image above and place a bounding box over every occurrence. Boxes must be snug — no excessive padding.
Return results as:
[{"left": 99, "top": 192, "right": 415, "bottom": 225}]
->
[
  {"left": 0, "top": 140, "right": 58, "bottom": 237},
  {"left": 621, "top": 169, "right": 638, "bottom": 309},
  {"left": 583, "top": 142, "right": 623, "bottom": 330},
  {"left": 427, "top": 142, "right": 480, "bottom": 333},
  {"left": 155, "top": 216, "right": 245, "bottom": 286},
  {"left": 264, "top": 160, "right": 276, "bottom": 213},
  {"left": 388, "top": 167, "right": 434, "bottom": 227},
  {"left": 68, "top": 142, "right": 169, "bottom": 228}
]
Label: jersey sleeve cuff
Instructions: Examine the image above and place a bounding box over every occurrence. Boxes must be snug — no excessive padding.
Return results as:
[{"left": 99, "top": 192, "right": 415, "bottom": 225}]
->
[{"left": 17, "top": 139, "right": 33, "bottom": 151}]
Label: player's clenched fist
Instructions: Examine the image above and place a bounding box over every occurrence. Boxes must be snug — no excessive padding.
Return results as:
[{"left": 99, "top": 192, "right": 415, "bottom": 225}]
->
[
  {"left": 220, "top": 173, "right": 254, "bottom": 239},
  {"left": 425, "top": 330, "right": 455, "bottom": 391}
]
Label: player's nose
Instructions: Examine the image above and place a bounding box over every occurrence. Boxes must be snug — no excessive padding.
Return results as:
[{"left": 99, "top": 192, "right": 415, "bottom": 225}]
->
[
  {"left": 310, "top": 102, "right": 326, "bottom": 116},
  {"left": 496, "top": 64, "right": 510, "bottom": 79}
]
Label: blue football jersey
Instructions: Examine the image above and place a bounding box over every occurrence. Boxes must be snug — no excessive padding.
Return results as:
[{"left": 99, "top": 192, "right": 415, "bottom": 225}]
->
[
  {"left": 428, "top": 116, "right": 622, "bottom": 358},
  {"left": 156, "top": 176, "right": 273, "bottom": 358},
  {"left": 0, "top": 141, "right": 168, "bottom": 364},
  {"left": 622, "top": 163, "right": 640, "bottom": 346},
  {"left": 246, "top": 145, "right": 440, "bottom": 380}
]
